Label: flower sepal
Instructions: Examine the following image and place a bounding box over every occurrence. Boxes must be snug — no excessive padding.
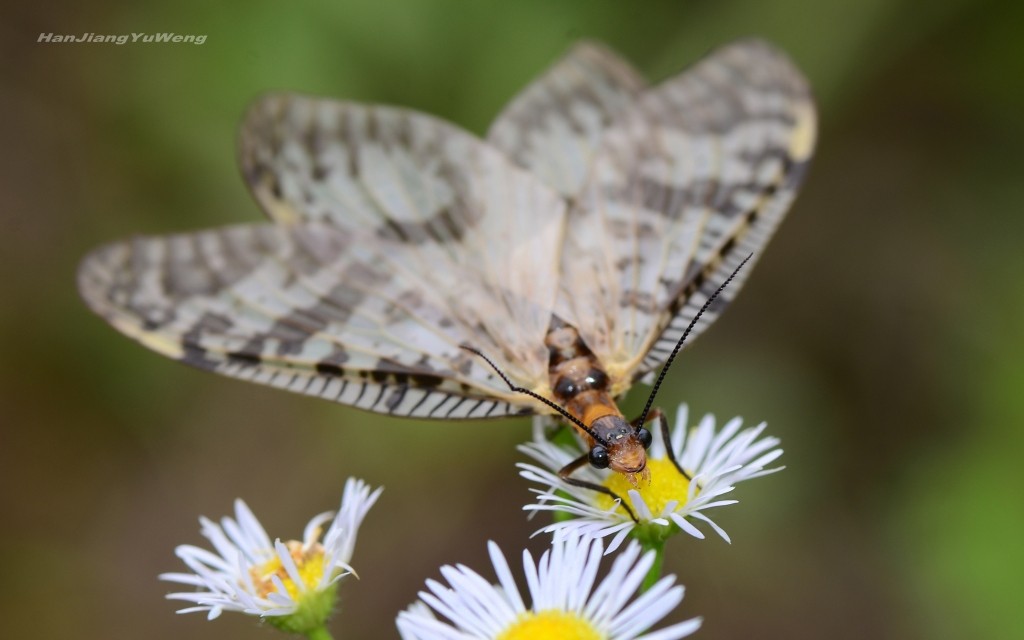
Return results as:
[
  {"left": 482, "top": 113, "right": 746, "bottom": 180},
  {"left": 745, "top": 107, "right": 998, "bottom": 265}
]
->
[
  {"left": 630, "top": 519, "right": 676, "bottom": 550},
  {"left": 263, "top": 583, "right": 337, "bottom": 636}
]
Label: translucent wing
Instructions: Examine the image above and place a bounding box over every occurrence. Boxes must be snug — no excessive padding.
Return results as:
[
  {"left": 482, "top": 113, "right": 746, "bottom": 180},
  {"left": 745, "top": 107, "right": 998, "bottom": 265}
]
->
[
  {"left": 553, "top": 39, "right": 817, "bottom": 389},
  {"left": 79, "top": 100, "right": 567, "bottom": 418},
  {"left": 487, "top": 41, "right": 646, "bottom": 198}
]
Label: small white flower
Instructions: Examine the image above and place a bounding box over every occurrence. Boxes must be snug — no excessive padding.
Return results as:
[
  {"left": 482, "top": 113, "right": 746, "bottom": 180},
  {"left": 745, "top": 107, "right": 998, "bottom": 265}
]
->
[
  {"left": 160, "top": 477, "right": 381, "bottom": 626},
  {"left": 396, "top": 535, "right": 701, "bottom": 640},
  {"left": 519, "top": 404, "right": 783, "bottom": 552}
]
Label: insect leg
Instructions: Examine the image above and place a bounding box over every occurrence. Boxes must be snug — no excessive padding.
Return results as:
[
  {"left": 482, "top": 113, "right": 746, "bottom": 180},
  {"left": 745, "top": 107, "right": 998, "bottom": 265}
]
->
[
  {"left": 558, "top": 453, "right": 639, "bottom": 522},
  {"left": 632, "top": 407, "right": 692, "bottom": 481}
]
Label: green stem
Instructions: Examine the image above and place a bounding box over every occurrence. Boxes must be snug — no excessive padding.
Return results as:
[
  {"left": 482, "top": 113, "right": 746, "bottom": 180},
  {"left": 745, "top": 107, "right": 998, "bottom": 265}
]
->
[
  {"left": 305, "top": 626, "right": 334, "bottom": 640},
  {"left": 639, "top": 540, "right": 665, "bottom": 593}
]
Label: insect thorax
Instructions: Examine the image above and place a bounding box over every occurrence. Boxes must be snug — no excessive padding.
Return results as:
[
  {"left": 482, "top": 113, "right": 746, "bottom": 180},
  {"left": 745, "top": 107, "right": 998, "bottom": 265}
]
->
[{"left": 545, "top": 318, "right": 624, "bottom": 442}]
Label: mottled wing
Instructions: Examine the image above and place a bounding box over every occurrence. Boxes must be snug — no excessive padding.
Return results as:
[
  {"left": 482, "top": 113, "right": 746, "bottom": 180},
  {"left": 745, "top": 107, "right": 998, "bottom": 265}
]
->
[
  {"left": 487, "top": 41, "right": 646, "bottom": 197},
  {"left": 554, "top": 39, "right": 817, "bottom": 389},
  {"left": 79, "top": 100, "right": 567, "bottom": 418}
]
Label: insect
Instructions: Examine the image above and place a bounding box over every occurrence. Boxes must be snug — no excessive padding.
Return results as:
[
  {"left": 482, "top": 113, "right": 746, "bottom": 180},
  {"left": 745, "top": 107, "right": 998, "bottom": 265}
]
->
[{"left": 78, "top": 39, "right": 815, "bottom": 512}]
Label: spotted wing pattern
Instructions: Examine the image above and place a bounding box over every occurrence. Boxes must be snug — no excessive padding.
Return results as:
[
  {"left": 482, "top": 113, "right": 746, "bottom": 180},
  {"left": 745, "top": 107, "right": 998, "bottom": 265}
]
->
[
  {"left": 79, "top": 40, "right": 816, "bottom": 418},
  {"left": 548, "top": 39, "right": 817, "bottom": 388},
  {"left": 487, "top": 41, "right": 646, "bottom": 198},
  {"left": 79, "top": 101, "right": 567, "bottom": 418}
]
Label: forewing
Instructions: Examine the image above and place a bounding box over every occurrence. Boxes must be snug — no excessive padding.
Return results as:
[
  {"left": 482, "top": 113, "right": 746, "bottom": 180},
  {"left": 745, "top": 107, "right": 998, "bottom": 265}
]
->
[
  {"left": 486, "top": 41, "right": 646, "bottom": 197},
  {"left": 81, "top": 101, "right": 567, "bottom": 417},
  {"left": 555, "top": 39, "right": 817, "bottom": 388}
]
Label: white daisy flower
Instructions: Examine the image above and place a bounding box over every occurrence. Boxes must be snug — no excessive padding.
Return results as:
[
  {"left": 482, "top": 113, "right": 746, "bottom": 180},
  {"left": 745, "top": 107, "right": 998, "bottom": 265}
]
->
[
  {"left": 396, "top": 535, "right": 701, "bottom": 640},
  {"left": 519, "top": 404, "right": 783, "bottom": 552},
  {"left": 160, "top": 477, "right": 381, "bottom": 632}
]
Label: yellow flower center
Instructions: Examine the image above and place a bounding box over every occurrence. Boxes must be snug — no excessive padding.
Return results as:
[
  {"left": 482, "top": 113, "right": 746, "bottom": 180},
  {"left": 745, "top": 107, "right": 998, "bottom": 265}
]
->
[
  {"left": 250, "top": 541, "right": 326, "bottom": 601},
  {"left": 596, "top": 458, "right": 692, "bottom": 515},
  {"left": 497, "top": 610, "right": 602, "bottom": 640}
]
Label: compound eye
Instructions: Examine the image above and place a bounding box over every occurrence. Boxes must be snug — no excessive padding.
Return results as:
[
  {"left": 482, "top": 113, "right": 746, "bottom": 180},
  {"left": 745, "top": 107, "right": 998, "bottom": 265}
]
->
[
  {"left": 588, "top": 445, "right": 610, "bottom": 469},
  {"left": 637, "top": 427, "right": 653, "bottom": 449}
]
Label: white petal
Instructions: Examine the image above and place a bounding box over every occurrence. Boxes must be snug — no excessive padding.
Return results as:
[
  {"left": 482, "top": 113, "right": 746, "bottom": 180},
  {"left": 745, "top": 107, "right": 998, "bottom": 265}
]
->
[{"left": 639, "top": 616, "right": 703, "bottom": 640}]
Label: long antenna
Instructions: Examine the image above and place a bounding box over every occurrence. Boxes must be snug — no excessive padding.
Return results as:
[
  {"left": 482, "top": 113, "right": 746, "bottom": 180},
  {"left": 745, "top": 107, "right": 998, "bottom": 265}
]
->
[
  {"left": 459, "top": 345, "right": 609, "bottom": 446},
  {"left": 635, "top": 253, "right": 753, "bottom": 430}
]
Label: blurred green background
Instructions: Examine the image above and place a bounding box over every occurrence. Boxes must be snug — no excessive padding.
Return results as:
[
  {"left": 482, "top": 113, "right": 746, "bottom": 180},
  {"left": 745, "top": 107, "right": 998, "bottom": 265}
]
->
[{"left": 3, "top": 0, "right": 1023, "bottom": 638}]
